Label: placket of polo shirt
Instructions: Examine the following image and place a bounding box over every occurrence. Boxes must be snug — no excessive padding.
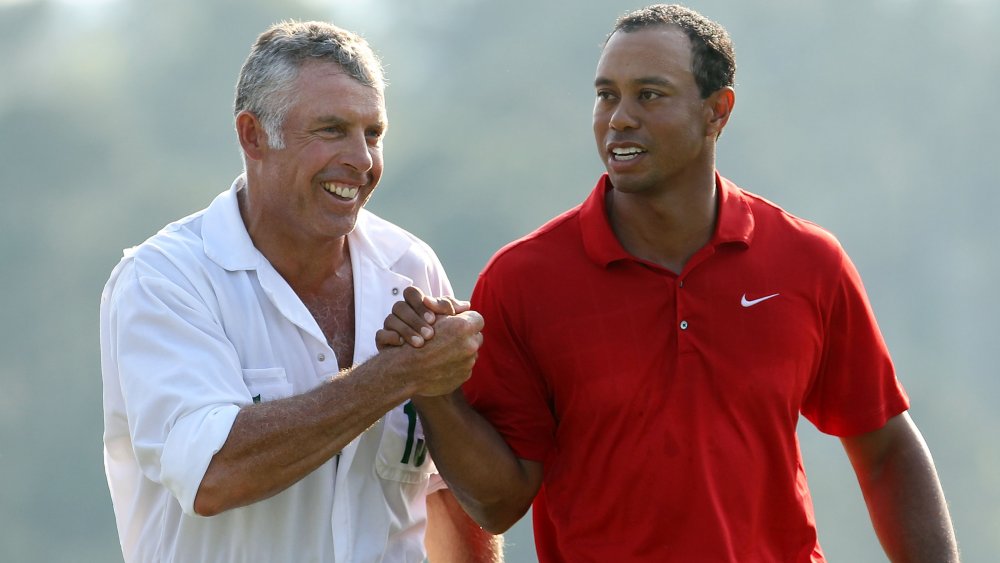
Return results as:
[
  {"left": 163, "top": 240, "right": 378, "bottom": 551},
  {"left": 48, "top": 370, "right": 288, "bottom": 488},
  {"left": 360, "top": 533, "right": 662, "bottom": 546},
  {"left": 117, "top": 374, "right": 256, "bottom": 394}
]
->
[
  {"left": 675, "top": 244, "right": 717, "bottom": 354},
  {"left": 676, "top": 275, "right": 694, "bottom": 354}
]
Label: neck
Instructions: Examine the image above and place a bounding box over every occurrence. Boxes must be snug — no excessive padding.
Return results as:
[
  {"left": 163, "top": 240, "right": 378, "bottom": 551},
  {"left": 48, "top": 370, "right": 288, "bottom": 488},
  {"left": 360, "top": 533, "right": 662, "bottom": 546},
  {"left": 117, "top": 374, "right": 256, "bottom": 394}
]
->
[
  {"left": 237, "top": 185, "right": 351, "bottom": 290},
  {"left": 607, "top": 171, "right": 718, "bottom": 273}
]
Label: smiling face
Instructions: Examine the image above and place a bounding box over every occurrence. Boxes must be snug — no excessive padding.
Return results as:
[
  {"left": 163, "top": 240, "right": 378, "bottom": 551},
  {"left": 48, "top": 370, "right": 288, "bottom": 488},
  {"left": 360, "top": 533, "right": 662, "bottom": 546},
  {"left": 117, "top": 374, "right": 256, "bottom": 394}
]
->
[
  {"left": 593, "top": 26, "right": 719, "bottom": 196},
  {"left": 242, "top": 60, "right": 387, "bottom": 251}
]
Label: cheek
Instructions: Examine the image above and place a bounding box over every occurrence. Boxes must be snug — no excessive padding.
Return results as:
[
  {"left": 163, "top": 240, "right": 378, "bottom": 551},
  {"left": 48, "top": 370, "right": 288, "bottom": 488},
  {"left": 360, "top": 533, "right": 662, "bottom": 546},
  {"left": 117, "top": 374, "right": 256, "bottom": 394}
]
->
[
  {"left": 370, "top": 150, "right": 385, "bottom": 178},
  {"left": 592, "top": 108, "right": 608, "bottom": 133},
  {"left": 592, "top": 115, "right": 609, "bottom": 148}
]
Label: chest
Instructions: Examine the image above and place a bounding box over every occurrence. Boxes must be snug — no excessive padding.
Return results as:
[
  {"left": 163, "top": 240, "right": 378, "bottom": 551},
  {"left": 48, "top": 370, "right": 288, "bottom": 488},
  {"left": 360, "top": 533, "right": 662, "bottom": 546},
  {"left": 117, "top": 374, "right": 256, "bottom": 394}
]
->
[
  {"left": 211, "top": 256, "right": 417, "bottom": 396},
  {"left": 300, "top": 280, "right": 356, "bottom": 370},
  {"left": 526, "top": 258, "right": 825, "bottom": 421}
]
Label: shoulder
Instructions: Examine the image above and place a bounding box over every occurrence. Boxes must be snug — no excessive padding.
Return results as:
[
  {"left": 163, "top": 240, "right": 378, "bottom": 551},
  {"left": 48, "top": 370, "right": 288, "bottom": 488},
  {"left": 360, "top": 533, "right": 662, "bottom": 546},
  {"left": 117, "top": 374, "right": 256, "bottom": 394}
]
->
[
  {"left": 104, "top": 209, "right": 216, "bottom": 302},
  {"left": 740, "top": 188, "right": 847, "bottom": 268},
  {"left": 128, "top": 209, "right": 212, "bottom": 278}
]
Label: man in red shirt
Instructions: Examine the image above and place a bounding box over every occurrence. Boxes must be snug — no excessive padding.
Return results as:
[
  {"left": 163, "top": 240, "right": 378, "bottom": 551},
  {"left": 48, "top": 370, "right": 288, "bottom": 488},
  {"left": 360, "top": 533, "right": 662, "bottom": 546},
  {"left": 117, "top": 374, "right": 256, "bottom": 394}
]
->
[{"left": 381, "top": 4, "right": 959, "bottom": 561}]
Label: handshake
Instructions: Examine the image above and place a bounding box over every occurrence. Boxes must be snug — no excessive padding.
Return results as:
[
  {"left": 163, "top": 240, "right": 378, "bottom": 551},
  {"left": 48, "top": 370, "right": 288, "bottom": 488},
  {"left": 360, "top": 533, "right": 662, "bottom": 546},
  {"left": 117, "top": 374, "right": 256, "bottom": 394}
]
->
[{"left": 376, "top": 287, "right": 484, "bottom": 398}]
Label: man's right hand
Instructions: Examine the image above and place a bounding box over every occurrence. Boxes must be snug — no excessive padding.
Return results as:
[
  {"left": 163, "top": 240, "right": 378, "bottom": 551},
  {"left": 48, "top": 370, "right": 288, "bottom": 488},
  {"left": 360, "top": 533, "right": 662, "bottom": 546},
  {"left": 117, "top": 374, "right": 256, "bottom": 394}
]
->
[
  {"left": 376, "top": 286, "right": 471, "bottom": 350},
  {"left": 375, "top": 286, "right": 483, "bottom": 397},
  {"left": 375, "top": 290, "right": 539, "bottom": 535},
  {"left": 402, "top": 309, "right": 484, "bottom": 397}
]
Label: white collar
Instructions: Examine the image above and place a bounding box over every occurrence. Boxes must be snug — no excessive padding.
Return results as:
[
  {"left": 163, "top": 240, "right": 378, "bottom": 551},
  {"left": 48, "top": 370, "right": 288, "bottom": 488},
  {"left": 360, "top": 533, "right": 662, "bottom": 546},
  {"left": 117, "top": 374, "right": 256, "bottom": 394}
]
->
[{"left": 201, "top": 174, "right": 412, "bottom": 273}]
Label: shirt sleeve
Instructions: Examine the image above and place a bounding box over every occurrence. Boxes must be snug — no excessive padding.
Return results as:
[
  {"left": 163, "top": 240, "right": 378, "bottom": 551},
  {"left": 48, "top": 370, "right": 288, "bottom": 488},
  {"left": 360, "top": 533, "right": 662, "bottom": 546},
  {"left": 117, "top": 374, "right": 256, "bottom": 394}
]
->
[
  {"left": 108, "top": 260, "right": 244, "bottom": 516},
  {"left": 463, "top": 268, "right": 555, "bottom": 462},
  {"left": 801, "top": 250, "right": 909, "bottom": 436}
]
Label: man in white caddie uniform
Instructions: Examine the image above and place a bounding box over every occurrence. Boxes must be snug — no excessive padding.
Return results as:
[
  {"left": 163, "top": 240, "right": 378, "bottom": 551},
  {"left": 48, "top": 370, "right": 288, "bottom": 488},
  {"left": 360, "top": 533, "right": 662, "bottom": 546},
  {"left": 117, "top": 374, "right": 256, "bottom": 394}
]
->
[{"left": 100, "top": 20, "right": 499, "bottom": 563}]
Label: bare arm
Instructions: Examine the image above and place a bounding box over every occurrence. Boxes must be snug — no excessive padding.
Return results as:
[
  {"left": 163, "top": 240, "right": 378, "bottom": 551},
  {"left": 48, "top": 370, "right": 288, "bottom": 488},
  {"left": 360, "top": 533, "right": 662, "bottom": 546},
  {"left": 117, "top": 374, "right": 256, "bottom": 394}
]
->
[
  {"left": 377, "top": 287, "right": 543, "bottom": 533},
  {"left": 841, "top": 411, "right": 959, "bottom": 562},
  {"left": 425, "top": 489, "right": 504, "bottom": 563},
  {"left": 193, "top": 311, "right": 484, "bottom": 516},
  {"left": 415, "top": 392, "right": 543, "bottom": 534}
]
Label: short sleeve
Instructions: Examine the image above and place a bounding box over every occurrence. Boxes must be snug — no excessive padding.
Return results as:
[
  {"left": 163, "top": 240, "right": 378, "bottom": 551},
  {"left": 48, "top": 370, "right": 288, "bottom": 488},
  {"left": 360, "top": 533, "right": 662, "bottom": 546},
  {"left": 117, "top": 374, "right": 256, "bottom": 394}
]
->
[
  {"left": 463, "top": 268, "right": 555, "bottom": 462},
  {"left": 801, "top": 251, "right": 909, "bottom": 436}
]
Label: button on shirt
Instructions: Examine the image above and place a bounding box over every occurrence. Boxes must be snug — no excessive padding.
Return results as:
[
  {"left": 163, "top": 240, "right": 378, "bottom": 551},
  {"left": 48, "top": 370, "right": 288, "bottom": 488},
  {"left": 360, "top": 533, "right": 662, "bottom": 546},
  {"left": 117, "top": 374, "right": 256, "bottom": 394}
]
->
[{"left": 100, "top": 176, "right": 450, "bottom": 563}]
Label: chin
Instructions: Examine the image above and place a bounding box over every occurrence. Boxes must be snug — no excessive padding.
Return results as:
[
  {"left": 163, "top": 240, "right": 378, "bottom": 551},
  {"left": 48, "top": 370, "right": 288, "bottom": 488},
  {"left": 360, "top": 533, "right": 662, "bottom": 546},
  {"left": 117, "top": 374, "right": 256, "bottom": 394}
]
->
[{"left": 608, "top": 174, "right": 646, "bottom": 194}]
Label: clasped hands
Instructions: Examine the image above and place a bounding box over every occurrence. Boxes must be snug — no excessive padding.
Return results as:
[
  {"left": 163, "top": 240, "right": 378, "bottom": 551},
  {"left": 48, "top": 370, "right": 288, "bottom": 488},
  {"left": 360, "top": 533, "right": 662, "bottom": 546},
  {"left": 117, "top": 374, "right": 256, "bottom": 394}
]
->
[{"left": 376, "top": 287, "right": 483, "bottom": 397}]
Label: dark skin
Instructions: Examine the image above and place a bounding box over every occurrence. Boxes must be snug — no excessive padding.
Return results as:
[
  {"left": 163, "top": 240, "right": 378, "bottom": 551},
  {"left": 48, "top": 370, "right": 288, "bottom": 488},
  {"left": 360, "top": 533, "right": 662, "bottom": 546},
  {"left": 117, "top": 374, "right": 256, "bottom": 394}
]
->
[
  {"left": 377, "top": 26, "right": 959, "bottom": 562},
  {"left": 376, "top": 287, "right": 542, "bottom": 533}
]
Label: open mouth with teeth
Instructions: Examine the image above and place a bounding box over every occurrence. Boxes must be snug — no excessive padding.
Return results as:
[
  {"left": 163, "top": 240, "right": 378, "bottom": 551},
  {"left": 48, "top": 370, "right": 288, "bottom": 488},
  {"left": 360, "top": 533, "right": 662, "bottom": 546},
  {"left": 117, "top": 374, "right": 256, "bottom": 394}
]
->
[
  {"left": 322, "top": 182, "right": 360, "bottom": 200},
  {"left": 611, "top": 147, "right": 646, "bottom": 161}
]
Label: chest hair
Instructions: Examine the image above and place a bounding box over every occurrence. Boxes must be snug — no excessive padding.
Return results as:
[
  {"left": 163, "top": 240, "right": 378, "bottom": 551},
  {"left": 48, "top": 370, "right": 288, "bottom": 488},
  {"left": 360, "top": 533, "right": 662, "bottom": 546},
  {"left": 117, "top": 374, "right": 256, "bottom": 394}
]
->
[{"left": 300, "top": 279, "right": 356, "bottom": 370}]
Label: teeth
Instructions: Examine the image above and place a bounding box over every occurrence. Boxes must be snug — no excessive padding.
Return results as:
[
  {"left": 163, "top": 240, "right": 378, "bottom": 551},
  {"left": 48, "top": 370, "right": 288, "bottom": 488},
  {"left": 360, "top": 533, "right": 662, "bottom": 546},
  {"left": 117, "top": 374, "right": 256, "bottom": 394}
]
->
[
  {"left": 611, "top": 147, "right": 645, "bottom": 161},
  {"left": 323, "top": 183, "right": 359, "bottom": 199}
]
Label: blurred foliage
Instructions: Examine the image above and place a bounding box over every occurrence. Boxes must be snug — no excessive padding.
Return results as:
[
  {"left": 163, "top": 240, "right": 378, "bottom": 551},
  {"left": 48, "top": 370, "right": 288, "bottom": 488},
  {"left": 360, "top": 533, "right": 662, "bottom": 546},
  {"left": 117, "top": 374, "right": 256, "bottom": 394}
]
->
[{"left": 1, "top": 0, "right": 997, "bottom": 561}]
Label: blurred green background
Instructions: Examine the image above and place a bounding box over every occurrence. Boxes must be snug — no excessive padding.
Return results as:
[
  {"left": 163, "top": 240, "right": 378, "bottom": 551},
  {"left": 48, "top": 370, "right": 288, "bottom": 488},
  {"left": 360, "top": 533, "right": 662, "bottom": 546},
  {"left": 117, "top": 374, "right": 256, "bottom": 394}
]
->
[{"left": 1, "top": 0, "right": 997, "bottom": 561}]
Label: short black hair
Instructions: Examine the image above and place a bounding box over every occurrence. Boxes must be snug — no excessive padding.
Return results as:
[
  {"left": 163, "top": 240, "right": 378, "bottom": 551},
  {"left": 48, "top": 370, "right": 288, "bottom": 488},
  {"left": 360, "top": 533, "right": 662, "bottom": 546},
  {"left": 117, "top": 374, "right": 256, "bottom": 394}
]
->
[{"left": 608, "top": 4, "right": 735, "bottom": 98}]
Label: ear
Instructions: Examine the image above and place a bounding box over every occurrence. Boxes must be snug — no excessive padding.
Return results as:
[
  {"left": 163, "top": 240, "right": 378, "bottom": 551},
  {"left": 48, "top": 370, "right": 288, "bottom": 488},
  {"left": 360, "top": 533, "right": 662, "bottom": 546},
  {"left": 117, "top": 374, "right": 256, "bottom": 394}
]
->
[
  {"left": 704, "top": 87, "right": 735, "bottom": 138},
  {"left": 235, "top": 110, "right": 269, "bottom": 161}
]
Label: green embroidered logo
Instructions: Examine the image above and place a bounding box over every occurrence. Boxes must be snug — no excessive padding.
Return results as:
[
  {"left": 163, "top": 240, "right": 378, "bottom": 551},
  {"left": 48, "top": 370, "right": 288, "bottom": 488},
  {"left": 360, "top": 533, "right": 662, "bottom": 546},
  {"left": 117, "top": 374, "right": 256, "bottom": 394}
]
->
[{"left": 400, "top": 401, "right": 428, "bottom": 466}]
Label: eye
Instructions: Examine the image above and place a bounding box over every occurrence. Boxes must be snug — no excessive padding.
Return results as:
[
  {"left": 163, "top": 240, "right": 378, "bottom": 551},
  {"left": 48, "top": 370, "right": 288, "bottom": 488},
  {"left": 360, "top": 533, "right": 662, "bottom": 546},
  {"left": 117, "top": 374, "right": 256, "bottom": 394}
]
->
[
  {"left": 639, "top": 89, "right": 663, "bottom": 101},
  {"left": 596, "top": 90, "right": 617, "bottom": 102},
  {"left": 365, "top": 127, "right": 384, "bottom": 145}
]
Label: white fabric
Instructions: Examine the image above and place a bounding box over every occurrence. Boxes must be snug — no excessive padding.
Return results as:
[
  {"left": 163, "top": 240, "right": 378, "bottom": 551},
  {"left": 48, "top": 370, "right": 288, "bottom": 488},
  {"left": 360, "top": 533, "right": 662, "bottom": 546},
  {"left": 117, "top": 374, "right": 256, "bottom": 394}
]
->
[{"left": 100, "top": 176, "right": 451, "bottom": 563}]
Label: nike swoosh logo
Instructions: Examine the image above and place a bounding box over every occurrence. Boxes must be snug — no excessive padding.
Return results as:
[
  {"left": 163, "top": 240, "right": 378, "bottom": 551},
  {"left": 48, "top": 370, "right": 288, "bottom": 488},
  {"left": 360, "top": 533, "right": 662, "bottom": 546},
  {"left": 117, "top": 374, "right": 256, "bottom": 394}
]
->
[{"left": 741, "top": 293, "right": 780, "bottom": 307}]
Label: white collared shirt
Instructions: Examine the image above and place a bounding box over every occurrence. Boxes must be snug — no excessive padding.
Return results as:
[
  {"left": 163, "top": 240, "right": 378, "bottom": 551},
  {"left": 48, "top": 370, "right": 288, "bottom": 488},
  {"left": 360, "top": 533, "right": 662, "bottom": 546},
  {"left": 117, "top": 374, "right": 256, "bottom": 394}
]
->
[{"left": 100, "top": 176, "right": 450, "bottom": 562}]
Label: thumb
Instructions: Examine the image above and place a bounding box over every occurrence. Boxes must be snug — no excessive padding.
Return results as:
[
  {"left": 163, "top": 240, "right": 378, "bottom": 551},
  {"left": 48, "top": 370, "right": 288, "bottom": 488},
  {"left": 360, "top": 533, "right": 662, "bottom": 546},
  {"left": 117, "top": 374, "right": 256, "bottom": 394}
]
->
[
  {"left": 422, "top": 294, "right": 460, "bottom": 316},
  {"left": 445, "top": 296, "right": 471, "bottom": 314}
]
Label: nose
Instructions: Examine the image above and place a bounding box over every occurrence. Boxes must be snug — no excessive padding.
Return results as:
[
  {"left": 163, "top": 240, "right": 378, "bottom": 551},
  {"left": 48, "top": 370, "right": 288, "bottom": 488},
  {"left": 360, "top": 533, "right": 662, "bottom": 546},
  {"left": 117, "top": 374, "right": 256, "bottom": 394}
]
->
[
  {"left": 341, "top": 131, "right": 374, "bottom": 173},
  {"left": 608, "top": 99, "right": 639, "bottom": 131}
]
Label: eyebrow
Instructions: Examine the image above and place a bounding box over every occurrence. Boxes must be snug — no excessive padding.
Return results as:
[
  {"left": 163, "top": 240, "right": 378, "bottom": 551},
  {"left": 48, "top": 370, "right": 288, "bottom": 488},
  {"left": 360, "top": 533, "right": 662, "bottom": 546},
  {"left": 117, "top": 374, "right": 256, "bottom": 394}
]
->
[
  {"left": 313, "top": 115, "right": 387, "bottom": 131},
  {"left": 314, "top": 115, "right": 348, "bottom": 127},
  {"left": 594, "top": 76, "right": 675, "bottom": 88}
]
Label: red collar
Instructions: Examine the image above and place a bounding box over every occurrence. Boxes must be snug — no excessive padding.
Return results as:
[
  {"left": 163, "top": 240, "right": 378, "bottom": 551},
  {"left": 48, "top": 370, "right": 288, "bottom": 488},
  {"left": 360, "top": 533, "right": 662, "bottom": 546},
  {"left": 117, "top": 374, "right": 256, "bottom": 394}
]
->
[{"left": 581, "top": 172, "right": 754, "bottom": 268}]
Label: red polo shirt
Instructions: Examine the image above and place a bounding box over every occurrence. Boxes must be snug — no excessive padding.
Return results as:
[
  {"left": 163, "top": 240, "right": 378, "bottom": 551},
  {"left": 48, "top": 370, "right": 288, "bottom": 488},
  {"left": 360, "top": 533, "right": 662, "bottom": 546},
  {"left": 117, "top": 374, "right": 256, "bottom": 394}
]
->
[{"left": 464, "top": 173, "right": 909, "bottom": 562}]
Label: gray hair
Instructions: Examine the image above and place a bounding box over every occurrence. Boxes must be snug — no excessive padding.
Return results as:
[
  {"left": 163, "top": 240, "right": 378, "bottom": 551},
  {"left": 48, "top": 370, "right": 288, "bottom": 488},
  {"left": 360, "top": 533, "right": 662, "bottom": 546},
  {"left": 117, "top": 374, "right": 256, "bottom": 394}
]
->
[
  {"left": 608, "top": 4, "right": 735, "bottom": 99},
  {"left": 234, "top": 20, "right": 385, "bottom": 149}
]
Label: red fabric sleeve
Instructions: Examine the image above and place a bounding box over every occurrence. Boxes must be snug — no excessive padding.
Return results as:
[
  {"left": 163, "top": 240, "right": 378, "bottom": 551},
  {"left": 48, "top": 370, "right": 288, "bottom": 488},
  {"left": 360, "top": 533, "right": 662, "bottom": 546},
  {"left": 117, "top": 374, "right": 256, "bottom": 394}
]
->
[
  {"left": 801, "top": 250, "right": 910, "bottom": 436},
  {"left": 462, "top": 268, "right": 556, "bottom": 462}
]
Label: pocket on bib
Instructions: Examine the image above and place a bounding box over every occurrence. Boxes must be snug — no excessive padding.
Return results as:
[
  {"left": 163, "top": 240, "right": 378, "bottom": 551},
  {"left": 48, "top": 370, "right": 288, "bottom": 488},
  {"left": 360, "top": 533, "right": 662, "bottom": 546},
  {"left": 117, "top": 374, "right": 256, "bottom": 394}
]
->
[
  {"left": 375, "top": 400, "right": 436, "bottom": 483},
  {"left": 242, "top": 367, "right": 294, "bottom": 403}
]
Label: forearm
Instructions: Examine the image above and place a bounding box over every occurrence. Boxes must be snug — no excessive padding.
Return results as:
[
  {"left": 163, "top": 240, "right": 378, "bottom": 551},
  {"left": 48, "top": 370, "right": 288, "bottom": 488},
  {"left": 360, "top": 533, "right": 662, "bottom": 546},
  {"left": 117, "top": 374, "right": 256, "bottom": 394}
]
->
[
  {"left": 843, "top": 413, "right": 959, "bottom": 562},
  {"left": 195, "top": 349, "right": 415, "bottom": 515},
  {"left": 414, "top": 392, "right": 540, "bottom": 533}
]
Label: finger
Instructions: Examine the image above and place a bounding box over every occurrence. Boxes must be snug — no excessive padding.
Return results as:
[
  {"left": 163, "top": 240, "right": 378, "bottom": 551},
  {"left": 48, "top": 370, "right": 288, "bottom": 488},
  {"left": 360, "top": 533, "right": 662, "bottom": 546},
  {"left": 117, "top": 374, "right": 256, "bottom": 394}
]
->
[
  {"left": 375, "top": 328, "right": 405, "bottom": 351},
  {"left": 392, "top": 291, "right": 436, "bottom": 336},
  {"left": 385, "top": 304, "right": 433, "bottom": 346},
  {"left": 448, "top": 298, "right": 472, "bottom": 314},
  {"left": 456, "top": 310, "right": 485, "bottom": 332},
  {"left": 422, "top": 294, "right": 458, "bottom": 317},
  {"left": 434, "top": 296, "right": 471, "bottom": 315},
  {"left": 403, "top": 286, "right": 436, "bottom": 324}
]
